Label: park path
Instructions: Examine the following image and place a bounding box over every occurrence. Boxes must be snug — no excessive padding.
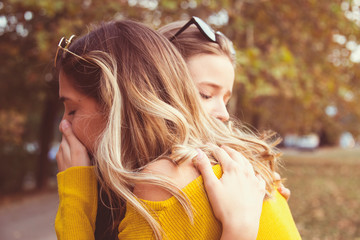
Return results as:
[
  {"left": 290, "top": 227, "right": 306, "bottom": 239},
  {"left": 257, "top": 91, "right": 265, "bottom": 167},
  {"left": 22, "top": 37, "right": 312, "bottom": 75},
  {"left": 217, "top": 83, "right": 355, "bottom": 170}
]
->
[{"left": 0, "top": 190, "right": 58, "bottom": 240}]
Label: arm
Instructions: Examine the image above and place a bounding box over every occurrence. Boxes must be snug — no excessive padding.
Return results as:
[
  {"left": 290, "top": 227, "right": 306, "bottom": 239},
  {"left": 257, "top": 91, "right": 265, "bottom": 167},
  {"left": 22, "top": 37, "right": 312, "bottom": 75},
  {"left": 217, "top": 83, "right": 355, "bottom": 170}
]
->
[
  {"left": 55, "top": 166, "right": 98, "bottom": 240},
  {"left": 55, "top": 120, "right": 97, "bottom": 240},
  {"left": 193, "top": 146, "right": 265, "bottom": 240}
]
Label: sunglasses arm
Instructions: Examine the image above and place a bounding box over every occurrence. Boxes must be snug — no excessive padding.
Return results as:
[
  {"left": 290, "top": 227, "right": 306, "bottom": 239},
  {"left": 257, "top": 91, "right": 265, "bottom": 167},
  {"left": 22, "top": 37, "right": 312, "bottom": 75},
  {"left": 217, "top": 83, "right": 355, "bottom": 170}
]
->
[{"left": 169, "top": 19, "right": 195, "bottom": 42}]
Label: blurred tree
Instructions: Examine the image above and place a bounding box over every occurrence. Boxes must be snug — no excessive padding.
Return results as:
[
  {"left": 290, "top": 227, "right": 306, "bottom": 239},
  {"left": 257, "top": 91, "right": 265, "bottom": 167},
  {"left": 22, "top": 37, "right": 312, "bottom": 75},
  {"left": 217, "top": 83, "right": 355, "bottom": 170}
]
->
[
  {"left": 229, "top": 0, "right": 360, "bottom": 143},
  {"left": 0, "top": 0, "right": 359, "bottom": 192}
]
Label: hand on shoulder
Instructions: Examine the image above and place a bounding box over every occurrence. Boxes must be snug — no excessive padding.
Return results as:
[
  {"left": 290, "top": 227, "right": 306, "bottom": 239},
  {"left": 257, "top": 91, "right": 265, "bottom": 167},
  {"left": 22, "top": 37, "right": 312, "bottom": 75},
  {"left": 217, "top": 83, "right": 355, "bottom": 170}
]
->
[
  {"left": 193, "top": 146, "right": 265, "bottom": 240},
  {"left": 274, "top": 172, "right": 291, "bottom": 201}
]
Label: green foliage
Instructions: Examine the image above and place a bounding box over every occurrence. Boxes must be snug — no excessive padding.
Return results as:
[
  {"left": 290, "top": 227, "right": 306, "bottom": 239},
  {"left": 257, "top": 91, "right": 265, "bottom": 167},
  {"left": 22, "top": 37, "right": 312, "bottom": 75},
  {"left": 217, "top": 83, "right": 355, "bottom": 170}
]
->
[
  {"left": 1, "top": 0, "right": 360, "bottom": 192},
  {"left": 159, "top": 1, "right": 178, "bottom": 10},
  {"left": 228, "top": 0, "right": 360, "bottom": 138}
]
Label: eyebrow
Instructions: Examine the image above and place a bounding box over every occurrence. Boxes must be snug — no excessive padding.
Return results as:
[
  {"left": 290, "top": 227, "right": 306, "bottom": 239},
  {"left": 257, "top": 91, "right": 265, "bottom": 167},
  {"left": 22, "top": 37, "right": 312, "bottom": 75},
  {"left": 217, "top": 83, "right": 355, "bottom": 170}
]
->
[
  {"left": 198, "top": 82, "right": 221, "bottom": 91},
  {"left": 59, "top": 96, "right": 70, "bottom": 102},
  {"left": 198, "top": 82, "right": 233, "bottom": 96}
]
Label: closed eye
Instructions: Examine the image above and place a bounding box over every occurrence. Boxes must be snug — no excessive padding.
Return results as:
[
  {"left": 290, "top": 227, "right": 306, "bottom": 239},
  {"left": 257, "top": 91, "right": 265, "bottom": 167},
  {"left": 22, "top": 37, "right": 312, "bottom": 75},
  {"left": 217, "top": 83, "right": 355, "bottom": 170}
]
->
[
  {"left": 199, "top": 92, "right": 211, "bottom": 100},
  {"left": 68, "top": 110, "right": 76, "bottom": 116}
]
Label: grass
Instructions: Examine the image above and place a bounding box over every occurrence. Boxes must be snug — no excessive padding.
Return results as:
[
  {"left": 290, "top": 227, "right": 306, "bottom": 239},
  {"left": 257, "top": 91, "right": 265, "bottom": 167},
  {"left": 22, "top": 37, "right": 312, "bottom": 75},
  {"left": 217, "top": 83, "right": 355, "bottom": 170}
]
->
[{"left": 279, "top": 147, "right": 360, "bottom": 240}]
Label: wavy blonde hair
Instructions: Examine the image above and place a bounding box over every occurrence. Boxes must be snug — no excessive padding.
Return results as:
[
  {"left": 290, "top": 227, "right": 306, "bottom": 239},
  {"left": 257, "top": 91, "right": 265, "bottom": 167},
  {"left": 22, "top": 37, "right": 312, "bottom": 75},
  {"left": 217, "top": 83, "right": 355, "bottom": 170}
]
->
[{"left": 57, "top": 20, "right": 280, "bottom": 240}]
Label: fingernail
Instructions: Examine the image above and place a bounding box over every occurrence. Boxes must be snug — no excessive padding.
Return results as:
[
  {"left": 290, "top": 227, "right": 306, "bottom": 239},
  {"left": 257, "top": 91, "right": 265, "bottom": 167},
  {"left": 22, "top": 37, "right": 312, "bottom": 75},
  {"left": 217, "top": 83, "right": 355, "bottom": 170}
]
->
[{"left": 61, "top": 120, "right": 70, "bottom": 130}]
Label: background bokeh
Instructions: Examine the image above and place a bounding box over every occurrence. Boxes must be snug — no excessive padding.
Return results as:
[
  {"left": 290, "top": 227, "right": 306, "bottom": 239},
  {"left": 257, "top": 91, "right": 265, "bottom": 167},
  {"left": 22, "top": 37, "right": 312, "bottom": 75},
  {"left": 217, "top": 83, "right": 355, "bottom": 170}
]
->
[{"left": 0, "top": 0, "right": 359, "bottom": 239}]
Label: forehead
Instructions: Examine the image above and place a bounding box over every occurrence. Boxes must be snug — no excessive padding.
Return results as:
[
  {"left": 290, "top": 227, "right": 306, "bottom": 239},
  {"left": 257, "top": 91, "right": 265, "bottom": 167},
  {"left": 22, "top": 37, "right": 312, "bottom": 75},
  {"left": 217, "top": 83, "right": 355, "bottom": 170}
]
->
[
  {"left": 186, "top": 54, "right": 234, "bottom": 89},
  {"left": 58, "top": 71, "right": 86, "bottom": 102},
  {"left": 59, "top": 71, "right": 73, "bottom": 94}
]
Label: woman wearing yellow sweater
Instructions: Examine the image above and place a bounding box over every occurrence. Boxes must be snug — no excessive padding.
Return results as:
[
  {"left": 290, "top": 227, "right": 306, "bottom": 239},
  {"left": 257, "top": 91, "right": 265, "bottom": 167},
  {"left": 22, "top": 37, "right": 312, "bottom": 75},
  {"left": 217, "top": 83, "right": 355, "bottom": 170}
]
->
[
  {"left": 91, "top": 17, "right": 291, "bottom": 239},
  {"left": 55, "top": 19, "right": 301, "bottom": 239}
]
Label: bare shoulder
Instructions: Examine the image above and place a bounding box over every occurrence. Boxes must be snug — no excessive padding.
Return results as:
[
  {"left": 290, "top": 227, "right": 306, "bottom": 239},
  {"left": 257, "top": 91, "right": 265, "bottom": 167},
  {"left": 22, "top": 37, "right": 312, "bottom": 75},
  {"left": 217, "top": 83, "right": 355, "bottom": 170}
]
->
[{"left": 133, "top": 159, "right": 199, "bottom": 201}]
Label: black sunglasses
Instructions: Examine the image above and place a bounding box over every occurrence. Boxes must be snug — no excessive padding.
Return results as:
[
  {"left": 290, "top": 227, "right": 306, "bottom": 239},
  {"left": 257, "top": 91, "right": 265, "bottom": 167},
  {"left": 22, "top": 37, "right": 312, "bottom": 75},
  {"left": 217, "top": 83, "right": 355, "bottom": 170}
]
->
[
  {"left": 169, "top": 16, "right": 235, "bottom": 56},
  {"left": 169, "top": 16, "right": 217, "bottom": 42}
]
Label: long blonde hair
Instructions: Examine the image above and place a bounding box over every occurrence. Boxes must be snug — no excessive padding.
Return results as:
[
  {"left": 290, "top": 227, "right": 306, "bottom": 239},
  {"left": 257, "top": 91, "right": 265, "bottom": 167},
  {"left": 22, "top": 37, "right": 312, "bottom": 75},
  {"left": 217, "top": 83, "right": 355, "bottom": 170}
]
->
[{"left": 57, "top": 20, "right": 279, "bottom": 239}]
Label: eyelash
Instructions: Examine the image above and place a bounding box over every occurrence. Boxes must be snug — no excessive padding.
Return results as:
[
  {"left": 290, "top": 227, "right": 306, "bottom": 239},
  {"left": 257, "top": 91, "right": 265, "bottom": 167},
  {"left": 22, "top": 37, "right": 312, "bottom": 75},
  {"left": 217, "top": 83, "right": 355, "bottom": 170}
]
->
[
  {"left": 68, "top": 110, "right": 76, "bottom": 116},
  {"left": 199, "top": 92, "right": 211, "bottom": 100}
]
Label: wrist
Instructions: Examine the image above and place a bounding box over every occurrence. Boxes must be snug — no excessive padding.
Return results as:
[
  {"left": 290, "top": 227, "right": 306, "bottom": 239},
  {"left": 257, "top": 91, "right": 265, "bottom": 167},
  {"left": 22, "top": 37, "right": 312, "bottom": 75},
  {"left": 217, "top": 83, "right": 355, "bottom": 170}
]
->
[{"left": 220, "top": 219, "right": 259, "bottom": 240}]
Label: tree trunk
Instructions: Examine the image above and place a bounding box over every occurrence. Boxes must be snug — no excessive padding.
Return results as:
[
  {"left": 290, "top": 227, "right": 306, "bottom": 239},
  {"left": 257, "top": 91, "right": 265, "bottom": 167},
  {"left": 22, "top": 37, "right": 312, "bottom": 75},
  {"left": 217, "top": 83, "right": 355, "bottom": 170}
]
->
[{"left": 36, "top": 85, "right": 59, "bottom": 189}]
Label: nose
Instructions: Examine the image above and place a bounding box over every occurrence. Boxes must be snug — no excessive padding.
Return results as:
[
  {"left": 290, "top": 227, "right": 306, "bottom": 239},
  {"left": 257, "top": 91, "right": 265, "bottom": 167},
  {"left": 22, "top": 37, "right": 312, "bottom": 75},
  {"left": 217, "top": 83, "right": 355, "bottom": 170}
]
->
[{"left": 213, "top": 101, "right": 230, "bottom": 122}]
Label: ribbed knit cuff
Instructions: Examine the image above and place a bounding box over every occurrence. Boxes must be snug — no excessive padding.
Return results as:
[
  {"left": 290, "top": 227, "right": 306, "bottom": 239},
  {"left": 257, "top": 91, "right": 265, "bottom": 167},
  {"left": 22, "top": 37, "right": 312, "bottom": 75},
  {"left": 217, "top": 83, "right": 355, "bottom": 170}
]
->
[{"left": 55, "top": 166, "right": 98, "bottom": 240}]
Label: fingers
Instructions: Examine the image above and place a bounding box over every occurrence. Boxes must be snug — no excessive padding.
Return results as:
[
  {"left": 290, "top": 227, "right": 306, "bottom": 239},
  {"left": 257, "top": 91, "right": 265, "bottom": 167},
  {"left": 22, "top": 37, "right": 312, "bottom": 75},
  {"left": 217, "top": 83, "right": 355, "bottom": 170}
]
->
[
  {"left": 56, "top": 135, "right": 71, "bottom": 172},
  {"left": 59, "top": 119, "right": 71, "bottom": 135},
  {"left": 274, "top": 172, "right": 291, "bottom": 201},
  {"left": 60, "top": 135, "right": 71, "bottom": 160},
  {"left": 56, "top": 119, "right": 91, "bottom": 171},
  {"left": 193, "top": 149, "right": 218, "bottom": 189},
  {"left": 221, "top": 145, "right": 255, "bottom": 175},
  {"left": 278, "top": 185, "right": 291, "bottom": 201},
  {"left": 60, "top": 120, "right": 83, "bottom": 150},
  {"left": 214, "top": 145, "right": 255, "bottom": 178},
  {"left": 56, "top": 147, "right": 64, "bottom": 172},
  {"left": 213, "top": 146, "right": 235, "bottom": 173},
  {"left": 220, "top": 145, "right": 245, "bottom": 165},
  {"left": 197, "top": 145, "right": 266, "bottom": 236}
]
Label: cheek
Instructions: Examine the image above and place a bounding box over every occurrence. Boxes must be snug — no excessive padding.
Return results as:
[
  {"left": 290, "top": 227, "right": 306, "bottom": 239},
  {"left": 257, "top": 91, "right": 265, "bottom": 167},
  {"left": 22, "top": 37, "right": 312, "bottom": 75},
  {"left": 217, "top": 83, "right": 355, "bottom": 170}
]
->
[
  {"left": 71, "top": 117, "right": 91, "bottom": 149},
  {"left": 202, "top": 97, "right": 228, "bottom": 118},
  {"left": 199, "top": 99, "right": 214, "bottom": 116},
  {"left": 71, "top": 115, "right": 105, "bottom": 152}
]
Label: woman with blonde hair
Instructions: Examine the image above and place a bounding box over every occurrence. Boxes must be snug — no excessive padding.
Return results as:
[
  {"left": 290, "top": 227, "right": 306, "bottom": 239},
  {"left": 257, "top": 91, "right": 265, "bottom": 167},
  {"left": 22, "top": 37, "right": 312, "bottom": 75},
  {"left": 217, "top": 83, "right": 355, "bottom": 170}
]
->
[
  {"left": 55, "top": 19, "right": 300, "bottom": 239},
  {"left": 158, "top": 16, "right": 290, "bottom": 199}
]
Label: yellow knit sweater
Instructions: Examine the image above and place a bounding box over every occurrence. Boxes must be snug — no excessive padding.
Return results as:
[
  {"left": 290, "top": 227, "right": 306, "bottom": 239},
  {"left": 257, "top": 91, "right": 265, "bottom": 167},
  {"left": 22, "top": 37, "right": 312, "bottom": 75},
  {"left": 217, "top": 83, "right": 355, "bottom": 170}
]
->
[
  {"left": 55, "top": 166, "right": 302, "bottom": 240},
  {"left": 55, "top": 166, "right": 98, "bottom": 240}
]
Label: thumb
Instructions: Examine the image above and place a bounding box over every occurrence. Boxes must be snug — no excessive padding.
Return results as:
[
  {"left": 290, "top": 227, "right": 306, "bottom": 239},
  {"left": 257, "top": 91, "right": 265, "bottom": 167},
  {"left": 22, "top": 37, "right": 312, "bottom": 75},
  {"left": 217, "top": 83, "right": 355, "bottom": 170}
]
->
[{"left": 194, "top": 149, "right": 218, "bottom": 189}]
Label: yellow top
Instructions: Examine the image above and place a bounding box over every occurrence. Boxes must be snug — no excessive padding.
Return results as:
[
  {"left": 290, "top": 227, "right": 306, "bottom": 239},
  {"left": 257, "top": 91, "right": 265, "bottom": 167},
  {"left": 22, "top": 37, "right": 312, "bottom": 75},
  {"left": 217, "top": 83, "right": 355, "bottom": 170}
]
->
[
  {"left": 55, "top": 166, "right": 301, "bottom": 240},
  {"left": 55, "top": 166, "right": 98, "bottom": 240},
  {"left": 118, "top": 164, "right": 301, "bottom": 240}
]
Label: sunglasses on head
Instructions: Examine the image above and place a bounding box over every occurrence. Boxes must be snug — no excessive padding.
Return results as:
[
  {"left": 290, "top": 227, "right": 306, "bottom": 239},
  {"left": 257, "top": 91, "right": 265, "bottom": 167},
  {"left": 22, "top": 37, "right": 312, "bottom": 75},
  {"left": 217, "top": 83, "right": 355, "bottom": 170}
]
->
[
  {"left": 169, "top": 16, "right": 236, "bottom": 56},
  {"left": 54, "top": 35, "right": 92, "bottom": 67}
]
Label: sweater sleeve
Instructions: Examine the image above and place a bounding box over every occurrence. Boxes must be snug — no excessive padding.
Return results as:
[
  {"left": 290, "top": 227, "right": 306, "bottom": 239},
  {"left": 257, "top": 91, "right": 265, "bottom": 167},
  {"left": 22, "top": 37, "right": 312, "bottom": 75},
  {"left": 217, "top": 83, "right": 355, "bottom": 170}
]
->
[{"left": 55, "top": 166, "right": 98, "bottom": 240}]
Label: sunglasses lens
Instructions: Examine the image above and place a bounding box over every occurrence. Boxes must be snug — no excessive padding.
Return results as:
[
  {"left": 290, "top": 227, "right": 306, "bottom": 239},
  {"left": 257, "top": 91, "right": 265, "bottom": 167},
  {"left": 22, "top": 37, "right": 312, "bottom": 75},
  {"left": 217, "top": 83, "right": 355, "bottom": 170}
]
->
[{"left": 193, "top": 17, "right": 216, "bottom": 42}]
